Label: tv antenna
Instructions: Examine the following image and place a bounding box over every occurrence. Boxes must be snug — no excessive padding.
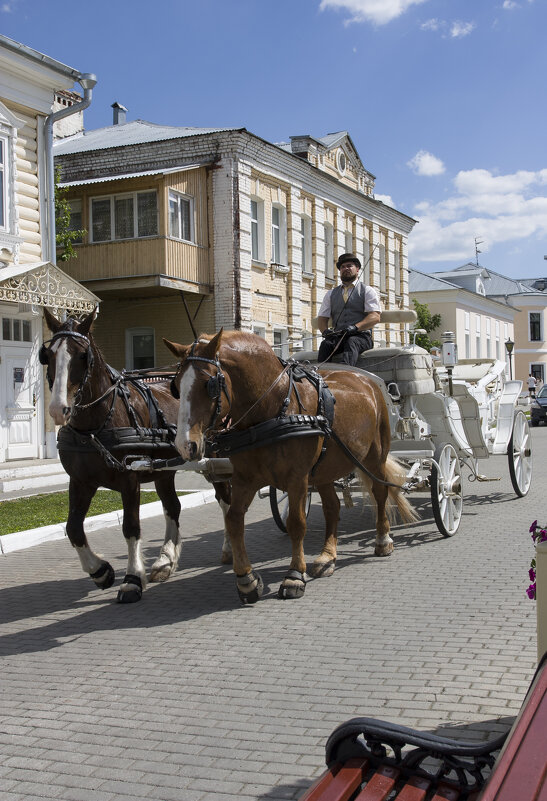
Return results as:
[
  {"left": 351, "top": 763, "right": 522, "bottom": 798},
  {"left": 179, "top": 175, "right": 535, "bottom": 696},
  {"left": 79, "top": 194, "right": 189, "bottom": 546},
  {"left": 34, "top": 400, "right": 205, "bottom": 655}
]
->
[{"left": 474, "top": 237, "right": 484, "bottom": 266}]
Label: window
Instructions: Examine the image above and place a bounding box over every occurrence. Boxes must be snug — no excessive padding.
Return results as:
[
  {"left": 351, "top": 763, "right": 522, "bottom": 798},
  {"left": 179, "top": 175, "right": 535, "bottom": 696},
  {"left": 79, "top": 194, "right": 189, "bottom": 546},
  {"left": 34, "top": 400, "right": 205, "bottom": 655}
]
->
[
  {"left": 394, "top": 243, "right": 402, "bottom": 296},
  {"left": 324, "top": 222, "right": 334, "bottom": 279},
  {"left": 251, "top": 199, "right": 265, "bottom": 262},
  {"left": 271, "top": 205, "right": 283, "bottom": 264},
  {"left": 345, "top": 230, "right": 353, "bottom": 253},
  {"left": 495, "top": 320, "right": 500, "bottom": 360},
  {"left": 379, "top": 242, "right": 386, "bottom": 294},
  {"left": 169, "top": 191, "right": 194, "bottom": 242},
  {"left": 301, "top": 216, "right": 312, "bottom": 273},
  {"left": 486, "top": 318, "right": 491, "bottom": 358},
  {"left": 68, "top": 199, "right": 83, "bottom": 244},
  {"left": 465, "top": 312, "right": 470, "bottom": 358},
  {"left": 475, "top": 316, "right": 481, "bottom": 358},
  {"left": 529, "top": 312, "right": 542, "bottom": 342},
  {"left": 2, "top": 316, "right": 31, "bottom": 342},
  {"left": 91, "top": 191, "right": 158, "bottom": 243},
  {"left": 273, "top": 329, "right": 289, "bottom": 359},
  {"left": 362, "top": 232, "right": 370, "bottom": 285},
  {"left": 531, "top": 363, "right": 545, "bottom": 383},
  {"left": 0, "top": 136, "right": 6, "bottom": 230},
  {"left": 126, "top": 328, "right": 155, "bottom": 369}
]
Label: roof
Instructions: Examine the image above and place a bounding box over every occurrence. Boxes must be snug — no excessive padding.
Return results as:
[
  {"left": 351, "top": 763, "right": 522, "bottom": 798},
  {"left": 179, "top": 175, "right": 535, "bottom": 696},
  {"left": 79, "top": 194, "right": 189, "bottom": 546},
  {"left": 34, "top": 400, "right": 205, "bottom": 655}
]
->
[
  {"left": 58, "top": 164, "right": 202, "bottom": 188},
  {"left": 409, "top": 268, "right": 462, "bottom": 293},
  {"left": 0, "top": 34, "right": 85, "bottom": 83},
  {"left": 429, "top": 262, "right": 541, "bottom": 297},
  {"left": 54, "top": 119, "right": 244, "bottom": 155}
]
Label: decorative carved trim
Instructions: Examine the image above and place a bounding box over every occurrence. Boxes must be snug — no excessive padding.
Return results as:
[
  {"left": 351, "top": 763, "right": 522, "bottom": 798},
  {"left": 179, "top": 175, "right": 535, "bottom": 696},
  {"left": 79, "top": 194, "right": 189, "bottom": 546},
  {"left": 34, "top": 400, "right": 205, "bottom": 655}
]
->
[{"left": 0, "top": 262, "right": 98, "bottom": 313}]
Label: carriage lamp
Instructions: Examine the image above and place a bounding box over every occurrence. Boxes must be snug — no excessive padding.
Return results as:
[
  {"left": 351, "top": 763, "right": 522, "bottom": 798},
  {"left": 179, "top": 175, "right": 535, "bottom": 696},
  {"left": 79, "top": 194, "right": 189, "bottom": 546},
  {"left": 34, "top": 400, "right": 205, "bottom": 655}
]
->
[
  {"left": 505, "top": 338, "right": 514, "bottom": 380},
  {"left": 441, "top": 332, "right": 458, "bottom": 396}
]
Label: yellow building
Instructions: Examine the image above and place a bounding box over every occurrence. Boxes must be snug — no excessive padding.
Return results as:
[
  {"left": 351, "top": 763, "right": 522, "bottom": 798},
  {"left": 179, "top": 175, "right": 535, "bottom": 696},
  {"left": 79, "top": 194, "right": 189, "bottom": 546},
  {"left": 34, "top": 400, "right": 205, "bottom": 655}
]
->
[{"left": 54, "top": 115, "right": 416, "bottom": 369}]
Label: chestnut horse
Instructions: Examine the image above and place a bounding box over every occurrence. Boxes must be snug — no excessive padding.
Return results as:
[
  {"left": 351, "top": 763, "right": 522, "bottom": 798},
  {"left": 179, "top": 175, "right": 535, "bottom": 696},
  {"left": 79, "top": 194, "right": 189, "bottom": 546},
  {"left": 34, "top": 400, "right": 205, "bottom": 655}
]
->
[
  {"left": 165, "top": 330, "right": 416, "bottom": 604},
  {"left": 41, "top": 308, "right": 231, "bottom": 603}
]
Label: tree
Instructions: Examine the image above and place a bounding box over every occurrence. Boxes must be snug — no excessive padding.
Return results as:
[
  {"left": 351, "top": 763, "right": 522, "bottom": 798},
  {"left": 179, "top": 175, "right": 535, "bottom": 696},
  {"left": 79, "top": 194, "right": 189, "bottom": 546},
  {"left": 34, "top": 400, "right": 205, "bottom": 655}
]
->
[
  {"left": 54, "top": 165, "right": 85, "bottom": 262},
  {"left": 412, "top": 298, "right": 442, "bottom": 351}
]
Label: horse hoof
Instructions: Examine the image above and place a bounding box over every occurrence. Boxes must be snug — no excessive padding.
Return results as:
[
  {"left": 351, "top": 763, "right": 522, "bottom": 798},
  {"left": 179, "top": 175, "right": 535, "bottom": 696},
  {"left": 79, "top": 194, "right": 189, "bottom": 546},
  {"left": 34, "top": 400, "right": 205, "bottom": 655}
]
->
[
  {"left": 236, "top": 570, "right": 263, "bottom": 605},
  {"left": 278, "top": 569, "right": 307, "bottom": 599},
  {"left": 117, "top": 574, "right": 143, "bottom": 603},
  {"left": 90, "top": 561, "right": 115, "bottom": 590},
  {"left": 149, "top": 558, "right": 175, "bottom": 583},
  {"left": 311, "top": 559, "right": 336, "bottom": 578},
  {"left": 375, "top": 543, "right": 394, "bottom": 557}
]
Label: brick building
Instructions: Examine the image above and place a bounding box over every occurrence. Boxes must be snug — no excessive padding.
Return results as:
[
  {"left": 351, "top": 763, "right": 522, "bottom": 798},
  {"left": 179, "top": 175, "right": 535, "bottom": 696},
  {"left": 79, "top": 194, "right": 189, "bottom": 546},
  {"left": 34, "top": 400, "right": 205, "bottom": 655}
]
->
[{"left": 54, "top": 112, "right": 416, "bottom": 368}]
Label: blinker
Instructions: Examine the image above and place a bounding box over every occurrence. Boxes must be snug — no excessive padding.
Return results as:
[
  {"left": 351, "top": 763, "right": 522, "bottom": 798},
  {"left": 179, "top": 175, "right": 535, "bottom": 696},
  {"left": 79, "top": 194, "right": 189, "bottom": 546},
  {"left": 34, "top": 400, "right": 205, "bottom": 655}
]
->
[{"left": 170, "top": 378, "right": 180, "bottom": 400}]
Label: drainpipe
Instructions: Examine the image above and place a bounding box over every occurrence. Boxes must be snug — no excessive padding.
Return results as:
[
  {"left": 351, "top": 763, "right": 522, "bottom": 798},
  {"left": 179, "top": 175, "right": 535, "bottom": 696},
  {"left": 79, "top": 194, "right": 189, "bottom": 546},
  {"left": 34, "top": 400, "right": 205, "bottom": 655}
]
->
[{"left": 44, "top": 73, "right": 97, "bottom": 265}]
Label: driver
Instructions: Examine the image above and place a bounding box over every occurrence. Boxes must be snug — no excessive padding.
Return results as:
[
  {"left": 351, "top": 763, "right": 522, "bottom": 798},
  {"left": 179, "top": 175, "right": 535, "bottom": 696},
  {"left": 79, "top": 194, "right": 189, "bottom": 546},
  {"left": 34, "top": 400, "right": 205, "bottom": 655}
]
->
[{"left": 317, "top": 253, "right": 381, "bottom": 366}]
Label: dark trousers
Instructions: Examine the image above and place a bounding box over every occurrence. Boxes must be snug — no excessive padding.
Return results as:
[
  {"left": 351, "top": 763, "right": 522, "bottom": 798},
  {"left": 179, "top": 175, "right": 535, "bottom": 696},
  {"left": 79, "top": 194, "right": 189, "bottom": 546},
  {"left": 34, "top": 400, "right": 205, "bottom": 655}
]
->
[{"left": 317, "top": 330, "right": 373, "bottom": 366}]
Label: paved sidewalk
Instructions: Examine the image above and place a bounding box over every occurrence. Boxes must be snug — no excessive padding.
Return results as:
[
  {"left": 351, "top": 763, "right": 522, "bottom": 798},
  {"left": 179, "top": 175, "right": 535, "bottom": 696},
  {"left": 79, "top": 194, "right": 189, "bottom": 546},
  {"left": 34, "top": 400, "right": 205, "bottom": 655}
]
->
[{"left": 0, "top": 429, "right": 544, "bottom": 800}]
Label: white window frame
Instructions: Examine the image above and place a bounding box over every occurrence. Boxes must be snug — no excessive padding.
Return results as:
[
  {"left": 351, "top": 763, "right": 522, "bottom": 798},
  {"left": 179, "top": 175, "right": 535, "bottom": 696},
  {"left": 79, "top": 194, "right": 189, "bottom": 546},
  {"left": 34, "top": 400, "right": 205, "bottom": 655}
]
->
[
  {"left": 0, "top": 102, "right": 24, "bottom": 246},
  {"left": 379, "top": 241, "right": 387, "bottom": 294},
  {"left": 169, "top": 190, "right": 194, "bottom": 243},
  {"left": 465, "top": 312, "right": 470, "bottom": 358},
  {"left": 344, "top": 229, "right": 353, "bottom": 253},
  {"left": 300, "top": 215, "right": 312, "bottom": 274},
  {"left": 475, "top": 315, "right": 481, "bottom": 358},
  {"left": 271, "top": 203, "right": 287, "bottom": 266},
  {"left": 324, "top": 222, "right": 334, "bottom": 280},
  {"left": 90, "top": 190, "right": 158, "bottom": 243},
  {"left": 0, "top": 131, "right": 8, "bottom": 232},
  {"left": 251, "top": 198, "right": 265, "bottom": 263},
  {"left": 125, "top": 327, "right": 155, "bottom": 370},
  {"left": 529, "top": 310, "right": 543, "bottom": 343},
  {"left": 362, "top": 233, "right": 371, "bottom": 285},
  {"left": 486, "top": 318, "right": 491, "bottom": 358},
  {"left": 272, "top": 327, "right": 289, "bottom": 360}
]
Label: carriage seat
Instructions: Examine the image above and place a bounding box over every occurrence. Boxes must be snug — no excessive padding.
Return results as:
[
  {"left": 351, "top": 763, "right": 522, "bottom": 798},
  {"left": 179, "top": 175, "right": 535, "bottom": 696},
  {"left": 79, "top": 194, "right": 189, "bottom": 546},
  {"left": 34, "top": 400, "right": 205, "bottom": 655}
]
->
[{"left": 297, "top": 345, "right": 436, "bottom": 398}]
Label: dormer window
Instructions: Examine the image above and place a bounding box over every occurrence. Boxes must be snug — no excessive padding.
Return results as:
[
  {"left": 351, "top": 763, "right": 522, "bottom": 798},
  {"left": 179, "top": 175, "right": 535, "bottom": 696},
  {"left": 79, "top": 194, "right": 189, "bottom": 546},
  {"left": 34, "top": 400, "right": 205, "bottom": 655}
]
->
[{"left": 337, "top": 149, "right": 347, "bottom": 175}]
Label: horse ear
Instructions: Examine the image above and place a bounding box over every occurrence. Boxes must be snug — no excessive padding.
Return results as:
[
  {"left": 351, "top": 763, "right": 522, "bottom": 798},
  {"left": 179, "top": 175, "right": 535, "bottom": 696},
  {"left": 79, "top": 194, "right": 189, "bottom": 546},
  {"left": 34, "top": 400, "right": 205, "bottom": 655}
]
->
[
  {"left": 43, "top": 307, "right": 61, "bottom": 333},
  {"left": 78, "top": 307, "right": 98, "bottom": 337},
  {"left": 203, "top": 329, "right": 223, "bottom": 358},
  {"left": 163, "top": 339, "right": 190, "bottom": 359}
]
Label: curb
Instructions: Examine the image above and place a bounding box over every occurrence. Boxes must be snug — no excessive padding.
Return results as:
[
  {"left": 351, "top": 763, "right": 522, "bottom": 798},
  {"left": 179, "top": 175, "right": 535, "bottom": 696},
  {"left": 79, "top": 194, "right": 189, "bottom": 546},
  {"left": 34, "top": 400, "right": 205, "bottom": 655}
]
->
[{"left": 0, "top": 488, "right": 217, "bottom": 555}]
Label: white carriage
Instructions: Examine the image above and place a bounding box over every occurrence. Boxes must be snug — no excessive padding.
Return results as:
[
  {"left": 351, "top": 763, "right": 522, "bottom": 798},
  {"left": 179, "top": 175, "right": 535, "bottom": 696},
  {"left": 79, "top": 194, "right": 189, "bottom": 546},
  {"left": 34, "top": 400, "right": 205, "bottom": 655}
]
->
[{"left": 267, "top": 309, "right": 532, "bottom": 538}]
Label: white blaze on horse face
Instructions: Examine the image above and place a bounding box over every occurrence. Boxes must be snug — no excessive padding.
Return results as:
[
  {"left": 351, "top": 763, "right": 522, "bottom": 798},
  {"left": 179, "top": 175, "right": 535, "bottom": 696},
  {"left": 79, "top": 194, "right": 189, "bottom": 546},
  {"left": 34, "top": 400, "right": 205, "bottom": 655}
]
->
[
  {"left": 48, "top": 339, "right": 75, "bottom": 425},
  {"left": 175, "top": 366, "right": 204, "bottom": 460}
]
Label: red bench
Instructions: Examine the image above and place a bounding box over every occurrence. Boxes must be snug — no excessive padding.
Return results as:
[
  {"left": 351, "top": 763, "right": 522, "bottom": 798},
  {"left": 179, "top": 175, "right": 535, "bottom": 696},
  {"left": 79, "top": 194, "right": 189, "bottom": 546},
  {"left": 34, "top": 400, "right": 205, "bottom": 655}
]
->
[{"left": 300, "top": 653, "right": 547, "bottom": 801}]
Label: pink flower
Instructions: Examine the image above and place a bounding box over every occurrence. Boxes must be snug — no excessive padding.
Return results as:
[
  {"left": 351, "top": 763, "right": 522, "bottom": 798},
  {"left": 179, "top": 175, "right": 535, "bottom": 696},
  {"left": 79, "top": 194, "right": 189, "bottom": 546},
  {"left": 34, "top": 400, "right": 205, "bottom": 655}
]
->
[
  {"left": 530, "top": 567, "right": 537, "bottom": 582},
  {"left": 526, "top": 583, "right": 536, "bottom": 600},
  {"left": 530, "top": 520, "right": 538, "bottom": 533}
]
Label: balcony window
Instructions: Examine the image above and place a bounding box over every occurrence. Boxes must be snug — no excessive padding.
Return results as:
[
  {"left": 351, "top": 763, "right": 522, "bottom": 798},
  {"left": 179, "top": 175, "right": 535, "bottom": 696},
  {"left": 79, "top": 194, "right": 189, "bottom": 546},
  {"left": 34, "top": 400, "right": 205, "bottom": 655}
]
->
[
  {"left": 126, "top": 327, "right": 155, "bottom": 369},
  {"left": 169, "top": 191, "right": 194, "bottom": 242},
  {"left": 68, "top": 199, "right": 83, "bottom": 243},
  {"left": 91, "top": 191, "right": 158, "bottom": 243}
]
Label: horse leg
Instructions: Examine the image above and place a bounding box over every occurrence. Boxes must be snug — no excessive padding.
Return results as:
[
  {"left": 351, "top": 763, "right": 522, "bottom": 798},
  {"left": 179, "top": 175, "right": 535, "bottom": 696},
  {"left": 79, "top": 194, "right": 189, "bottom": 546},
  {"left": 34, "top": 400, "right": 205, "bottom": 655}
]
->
[
  {"left": 214, "top": 480, "right": 233, "bottom": 564},
  {"left": 67, "top": 478, "right": 115, "bottom": 590},
  {"left": 225, "top": 480, "right": 263, "bottom": 605},
  {"left": 117, "top": 480, "right": 147, "bottom": 603},
  {"left": 278, "top": 479, "right": 309, "bottom": 599},
  {"left": 371, "top": 478, "right": 393, "bottom": 557},
  {"left": 149, "top": 472, "right": 182, "bottom": 582},
  {"left": 310, "top": 482, "right": 340, "bottom": 578}
]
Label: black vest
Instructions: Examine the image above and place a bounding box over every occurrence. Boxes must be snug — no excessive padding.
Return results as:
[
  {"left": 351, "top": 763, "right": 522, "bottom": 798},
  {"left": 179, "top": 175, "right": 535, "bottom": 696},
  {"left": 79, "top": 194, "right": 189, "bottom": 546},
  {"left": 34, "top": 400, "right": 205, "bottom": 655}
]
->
[{"left": 330, "top": 282, "right": 367, "bottom": 330}]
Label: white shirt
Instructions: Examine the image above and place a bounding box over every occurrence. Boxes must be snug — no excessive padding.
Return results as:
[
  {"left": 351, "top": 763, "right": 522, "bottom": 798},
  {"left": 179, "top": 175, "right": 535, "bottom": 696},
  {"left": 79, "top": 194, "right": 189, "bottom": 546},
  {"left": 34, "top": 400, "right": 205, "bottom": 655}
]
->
[{"left": 318, "top": 281, "right": 381, "bottom": 319}]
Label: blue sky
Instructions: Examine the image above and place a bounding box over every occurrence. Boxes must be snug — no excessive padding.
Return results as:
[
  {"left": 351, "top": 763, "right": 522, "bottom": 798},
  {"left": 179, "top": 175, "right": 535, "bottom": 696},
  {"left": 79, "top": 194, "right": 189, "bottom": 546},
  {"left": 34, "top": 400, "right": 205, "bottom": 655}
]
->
[{"left": 2, "top": 0, "right": 547, "bottom": 278}]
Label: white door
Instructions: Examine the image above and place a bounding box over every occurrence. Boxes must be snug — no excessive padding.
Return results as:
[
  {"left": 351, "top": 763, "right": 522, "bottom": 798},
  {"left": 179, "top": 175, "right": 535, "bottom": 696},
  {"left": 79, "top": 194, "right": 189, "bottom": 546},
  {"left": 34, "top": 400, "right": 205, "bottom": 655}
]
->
[{"left": 1, "top": 340, "right": 39, "bottom": 460}]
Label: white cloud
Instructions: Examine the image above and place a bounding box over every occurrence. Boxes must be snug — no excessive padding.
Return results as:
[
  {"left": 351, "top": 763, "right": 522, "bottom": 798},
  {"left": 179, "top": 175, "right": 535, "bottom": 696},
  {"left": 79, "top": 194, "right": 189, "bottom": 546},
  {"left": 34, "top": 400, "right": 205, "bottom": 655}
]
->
[
  {"left": 375, "top": 193, "right": 395, "bottom": 207},
  {"left": 409, "top": 167, "right": 547, "bottom": 263},
  {"left": 407, "top": 150, "right": 446, "bottom": 176},
  {"left": 421, "top": 18, "right": 440, "bottom": 30},
  {"left": 319, "top": 0, "right": 429, "bottom": 26},
  {"left": 503, "top": 0, "right": 519, "bottom": 8},
  {"left": 450, "top": 20, "right": 476, "bottom": 37}
]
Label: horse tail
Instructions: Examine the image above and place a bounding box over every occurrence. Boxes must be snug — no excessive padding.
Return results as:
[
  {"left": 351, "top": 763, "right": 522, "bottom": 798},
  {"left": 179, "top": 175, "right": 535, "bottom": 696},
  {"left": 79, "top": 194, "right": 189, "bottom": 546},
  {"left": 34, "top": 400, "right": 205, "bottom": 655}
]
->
[
  {"left": 355, "top": 455, "right": 418, "bottom": 524},
  {"left": 384, "top": 455, "right": 419, "bottom": 524}
]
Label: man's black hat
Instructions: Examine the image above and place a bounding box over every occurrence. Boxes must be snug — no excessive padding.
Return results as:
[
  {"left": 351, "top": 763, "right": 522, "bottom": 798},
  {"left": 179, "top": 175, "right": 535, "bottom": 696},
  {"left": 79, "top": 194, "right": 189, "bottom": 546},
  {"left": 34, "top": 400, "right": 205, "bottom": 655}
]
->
[{"left": 336, "top": 253, "right": 361, "bottom": 269}]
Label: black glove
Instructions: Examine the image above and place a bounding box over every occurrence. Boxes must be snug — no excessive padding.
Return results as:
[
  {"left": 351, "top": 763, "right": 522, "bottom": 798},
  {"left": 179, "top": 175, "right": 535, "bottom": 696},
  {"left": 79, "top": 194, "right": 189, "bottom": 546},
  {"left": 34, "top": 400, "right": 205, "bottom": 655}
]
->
[
  {"left": 343, "top": 325, "right": 358, "bottom": 335},
  {"left": 322, "top": 328, "right": 336, "bottom": 339}
]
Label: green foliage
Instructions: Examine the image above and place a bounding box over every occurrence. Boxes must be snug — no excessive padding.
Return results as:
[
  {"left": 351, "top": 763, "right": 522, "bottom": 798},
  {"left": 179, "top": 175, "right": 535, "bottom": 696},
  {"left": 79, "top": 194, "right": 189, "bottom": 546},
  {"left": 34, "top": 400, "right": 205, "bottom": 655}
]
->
[
  {"left": 0, "top": 489, "right": 188, "bottom": 535},
  {"left": 54, "top": 165, "right": 85, "bottom": 262},
  {"left": 412, "top": 298, "right": 442, "bottom": 351}
]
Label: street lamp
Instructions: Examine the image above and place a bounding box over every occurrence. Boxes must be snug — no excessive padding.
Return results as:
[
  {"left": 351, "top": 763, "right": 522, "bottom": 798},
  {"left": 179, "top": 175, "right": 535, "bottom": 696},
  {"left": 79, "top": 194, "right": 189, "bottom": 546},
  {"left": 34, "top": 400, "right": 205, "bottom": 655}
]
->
[{"left": 505, "top": 337, "right": 514, "bottom": 380}]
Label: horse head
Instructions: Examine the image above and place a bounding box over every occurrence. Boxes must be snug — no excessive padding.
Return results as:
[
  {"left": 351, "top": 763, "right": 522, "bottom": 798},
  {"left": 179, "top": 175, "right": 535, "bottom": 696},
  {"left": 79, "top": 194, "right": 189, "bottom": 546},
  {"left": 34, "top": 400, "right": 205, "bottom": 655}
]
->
[
  {"left": 164, "top": 329, "right": 231, "bottom": 461},
  {"left": 41, "top": 307, "right": 98, "bottom": 425}
]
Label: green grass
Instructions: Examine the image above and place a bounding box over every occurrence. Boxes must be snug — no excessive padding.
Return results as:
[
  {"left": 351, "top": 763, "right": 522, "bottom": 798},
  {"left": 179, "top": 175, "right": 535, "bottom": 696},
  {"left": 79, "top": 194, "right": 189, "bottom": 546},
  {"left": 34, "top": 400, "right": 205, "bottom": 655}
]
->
[{"left": 0, "top": 489, "right": 185, "bottom": 535}]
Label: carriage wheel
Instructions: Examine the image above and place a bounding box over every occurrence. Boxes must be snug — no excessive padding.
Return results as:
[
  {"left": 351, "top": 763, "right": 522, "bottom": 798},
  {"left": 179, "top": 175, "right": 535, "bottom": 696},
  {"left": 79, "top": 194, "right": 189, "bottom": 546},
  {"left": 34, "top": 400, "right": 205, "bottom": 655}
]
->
[
  {"left": 508, "top": 410, "right": 532, "bottom": 497},
  {"left": 430, "top": 442, "right": 463, "bottom": 538},
  {"left": 269, "top": 486, "right": 312, "bottom": 533}
]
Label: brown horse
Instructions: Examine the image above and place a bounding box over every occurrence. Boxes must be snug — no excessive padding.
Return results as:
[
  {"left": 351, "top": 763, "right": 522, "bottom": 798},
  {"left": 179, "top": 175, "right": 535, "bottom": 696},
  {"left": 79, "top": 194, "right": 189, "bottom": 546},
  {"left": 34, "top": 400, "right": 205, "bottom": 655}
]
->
[
  {"left": 165, "top": 330, "right": 416, "bottom": 604},
  {"left": 41, "top": 308, "right": 231, "bottom": 603}
]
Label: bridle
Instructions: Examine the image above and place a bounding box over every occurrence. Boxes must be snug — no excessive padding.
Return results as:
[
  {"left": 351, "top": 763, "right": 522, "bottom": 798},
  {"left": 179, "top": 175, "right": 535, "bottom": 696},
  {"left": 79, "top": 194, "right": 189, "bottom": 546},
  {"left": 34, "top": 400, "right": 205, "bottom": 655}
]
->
[
  {"left": 170, "top": 341, "right": 231, "bottom": 433},
  {"left": 39, "top": 329, "right": 94, "bottom": 397}
]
